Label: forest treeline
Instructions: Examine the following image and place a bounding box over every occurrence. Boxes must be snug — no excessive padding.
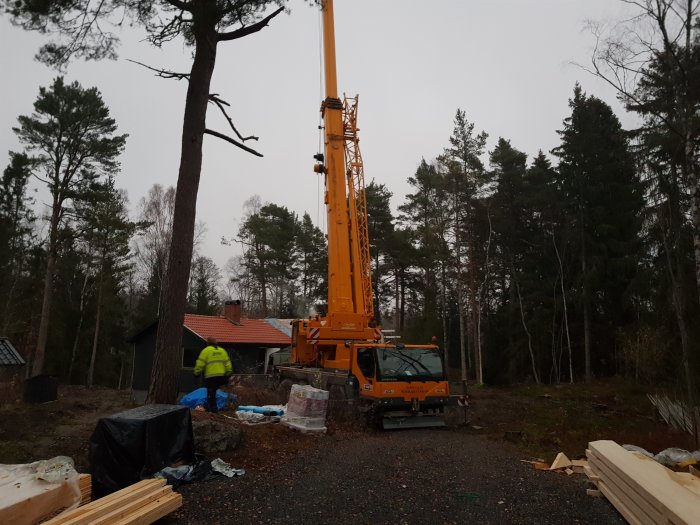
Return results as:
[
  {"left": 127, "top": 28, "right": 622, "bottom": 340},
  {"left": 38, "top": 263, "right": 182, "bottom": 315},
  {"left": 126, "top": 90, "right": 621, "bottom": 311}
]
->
[{"left": 1, "top": 2, "right": 699, "bottom": 404}]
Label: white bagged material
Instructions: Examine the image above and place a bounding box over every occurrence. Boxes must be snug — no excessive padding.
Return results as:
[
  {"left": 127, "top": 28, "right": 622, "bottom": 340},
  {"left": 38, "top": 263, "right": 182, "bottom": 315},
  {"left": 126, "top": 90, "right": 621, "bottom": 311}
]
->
[
  {"left": 281, "top": 384, "right": 329, "bottom": 433},
  {"left": 0, "top": 456, "right": 81, "bottom": 525}
]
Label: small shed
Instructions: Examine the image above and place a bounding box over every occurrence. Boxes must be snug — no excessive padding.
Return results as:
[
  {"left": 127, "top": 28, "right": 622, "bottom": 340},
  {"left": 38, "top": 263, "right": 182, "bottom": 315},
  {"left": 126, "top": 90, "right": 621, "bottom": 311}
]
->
[
  {"left": 128, "top": 301, "right": 291, "bottom": 397},
  {"left": 0, "top": 338, "right": 26, "bottom": 405}
]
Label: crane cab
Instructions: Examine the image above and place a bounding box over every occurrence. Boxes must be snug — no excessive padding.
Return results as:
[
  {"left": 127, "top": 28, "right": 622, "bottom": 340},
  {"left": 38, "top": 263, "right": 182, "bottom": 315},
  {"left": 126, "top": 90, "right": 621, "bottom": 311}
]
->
[{"left": 351, "top": 343, "right": 449, "bottom": 429}]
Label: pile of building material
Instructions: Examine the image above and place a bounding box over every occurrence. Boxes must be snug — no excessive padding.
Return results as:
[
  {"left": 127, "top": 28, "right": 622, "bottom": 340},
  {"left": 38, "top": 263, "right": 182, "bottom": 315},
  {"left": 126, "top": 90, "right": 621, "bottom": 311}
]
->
[
  {"left": 43, "top": 478, "right": 181, "bottom": 525},
  {"left": 0, "top": 456, "right": 83, "bottom": 525},
  {"left": 585, "top": 439, "right": 700, "bottom": 525},
  {"left": 522, "top": 453, "right": 588, "bottom": 474},
  {"left": 281, "top": 384, "right": 329, "bottom": 433},
  {"left": 647, "top": 393, "right": 700, "bottom": 437}
]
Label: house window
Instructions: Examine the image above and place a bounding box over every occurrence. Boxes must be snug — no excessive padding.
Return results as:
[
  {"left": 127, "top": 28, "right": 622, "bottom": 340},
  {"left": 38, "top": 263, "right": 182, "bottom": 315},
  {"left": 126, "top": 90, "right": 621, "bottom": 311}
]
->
[{"left": 182, "top": 348, "right": 200, "bottom": 369}]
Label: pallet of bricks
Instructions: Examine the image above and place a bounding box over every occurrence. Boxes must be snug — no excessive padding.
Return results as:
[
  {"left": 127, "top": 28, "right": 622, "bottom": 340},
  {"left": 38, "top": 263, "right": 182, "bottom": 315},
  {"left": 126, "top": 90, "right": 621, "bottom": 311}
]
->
[{"left": 585, "top": 440, "right": 700, "bottom": 525}]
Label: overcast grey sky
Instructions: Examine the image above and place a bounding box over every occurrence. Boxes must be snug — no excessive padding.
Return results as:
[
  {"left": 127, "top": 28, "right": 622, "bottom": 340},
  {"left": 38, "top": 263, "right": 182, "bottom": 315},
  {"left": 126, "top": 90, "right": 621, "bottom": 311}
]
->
[{"left": 0, "top": 0, "right": 637, "bottom": 271}]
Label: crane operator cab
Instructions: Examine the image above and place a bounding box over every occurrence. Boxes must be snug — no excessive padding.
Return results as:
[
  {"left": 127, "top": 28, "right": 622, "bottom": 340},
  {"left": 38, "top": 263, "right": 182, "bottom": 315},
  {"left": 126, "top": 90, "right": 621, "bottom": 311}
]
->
[{"left": 351, "top": 343, "right": 449, "bottom": 429}]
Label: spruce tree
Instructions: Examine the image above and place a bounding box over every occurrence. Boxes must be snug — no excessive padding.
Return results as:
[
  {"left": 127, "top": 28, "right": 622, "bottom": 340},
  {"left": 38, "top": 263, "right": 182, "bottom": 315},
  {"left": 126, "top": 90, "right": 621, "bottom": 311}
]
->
[{"left": 553, "top": 84, "right": 643, "bottom": 381}]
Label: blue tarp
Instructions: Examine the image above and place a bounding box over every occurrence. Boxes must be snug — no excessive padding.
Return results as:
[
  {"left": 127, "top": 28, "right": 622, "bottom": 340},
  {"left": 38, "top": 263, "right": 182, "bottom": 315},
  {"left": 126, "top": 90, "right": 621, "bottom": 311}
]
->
[
  {"left": 179, "top": 388, "right": 236, "bottom": 410},
  {"left": 237, "top": 405, "right": 284, "bottom": 416}
]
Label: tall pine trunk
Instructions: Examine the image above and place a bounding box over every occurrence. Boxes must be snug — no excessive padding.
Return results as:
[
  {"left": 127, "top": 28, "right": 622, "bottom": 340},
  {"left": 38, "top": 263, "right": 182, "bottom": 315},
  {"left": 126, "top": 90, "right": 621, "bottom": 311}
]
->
[
  {"left": 440, "top": 263, "right": 448, "bottom": 359},
  {"left": 552, "top": 231, "right": 573, "bottom": 383},
  {"left": 68, "top": 270, "right": 90, "bottom": 382},
  {"left": 581, "top": 224, "right": 591, "bottom": 382},
  {"left": 87, "top": 262, "right": 104, "bottom": 387},
  {"left": 148, "top": 23, "right": 218, "bottom": 404},
  {"left": 33, "top": 196, "right": 61, "bottom": 376},
  {"left": 458, "top": 287, "right": 467, "bottom": 383},
  {"left": 515, "top": 277, "right": 539, "bottom": 384},
  {"left": 394, "top": 269, "right": 400, "bottom": 333},
  {"left": 672, "top": 153, "right": 697, "bottom": 409}
]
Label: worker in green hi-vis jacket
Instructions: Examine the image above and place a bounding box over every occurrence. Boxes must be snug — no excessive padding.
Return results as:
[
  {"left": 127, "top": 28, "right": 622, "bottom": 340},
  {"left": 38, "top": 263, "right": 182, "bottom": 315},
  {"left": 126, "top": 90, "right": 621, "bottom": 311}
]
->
[{"left": 193, "top": 337, "right": 233, "bottom": 412}]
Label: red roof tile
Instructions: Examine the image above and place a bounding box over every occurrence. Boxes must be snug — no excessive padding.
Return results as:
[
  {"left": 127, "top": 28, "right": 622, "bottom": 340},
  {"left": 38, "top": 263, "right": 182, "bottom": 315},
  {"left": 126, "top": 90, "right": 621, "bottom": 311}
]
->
[{"left": 183, "top": 314, "right": 290, "bottom": 346}]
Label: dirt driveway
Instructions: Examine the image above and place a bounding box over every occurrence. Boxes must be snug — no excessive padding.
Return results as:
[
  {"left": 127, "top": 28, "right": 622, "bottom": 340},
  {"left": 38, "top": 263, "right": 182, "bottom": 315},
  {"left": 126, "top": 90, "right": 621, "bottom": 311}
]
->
[{"left": 167, "top": 427, "right": 622, "bottom": 525}]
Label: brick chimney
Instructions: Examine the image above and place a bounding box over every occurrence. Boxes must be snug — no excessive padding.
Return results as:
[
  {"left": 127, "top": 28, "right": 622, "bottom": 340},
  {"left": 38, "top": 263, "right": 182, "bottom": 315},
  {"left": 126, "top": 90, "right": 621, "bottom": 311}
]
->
[{"left": 224, "top": 300, "right": 242, "bottom": 324}]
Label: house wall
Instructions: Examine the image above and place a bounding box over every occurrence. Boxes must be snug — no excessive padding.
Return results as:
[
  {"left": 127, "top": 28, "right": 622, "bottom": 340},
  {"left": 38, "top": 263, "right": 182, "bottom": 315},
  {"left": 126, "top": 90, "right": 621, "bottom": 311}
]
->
[
  {"left": 132, "top": 326, "right": 203, "bottom": 392},
  {"left": 0, "top": 366, "right": 25, "bottom": 405},
  {"left": 132, "top": 326, "right": 273, "bottom": 394}
]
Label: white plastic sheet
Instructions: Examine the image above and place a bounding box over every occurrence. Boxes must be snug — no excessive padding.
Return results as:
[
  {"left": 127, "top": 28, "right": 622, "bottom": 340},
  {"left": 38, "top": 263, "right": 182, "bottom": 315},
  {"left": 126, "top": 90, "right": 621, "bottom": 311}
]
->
[{"left": 0, "top": 456, "right": 80, "bottom": 525}]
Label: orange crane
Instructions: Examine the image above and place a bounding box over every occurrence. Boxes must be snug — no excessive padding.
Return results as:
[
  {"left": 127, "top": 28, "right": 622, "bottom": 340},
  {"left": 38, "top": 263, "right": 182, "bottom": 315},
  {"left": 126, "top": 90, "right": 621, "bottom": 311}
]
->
[{"left": 275, "top": 0, "right": 449, "bottom": 429}]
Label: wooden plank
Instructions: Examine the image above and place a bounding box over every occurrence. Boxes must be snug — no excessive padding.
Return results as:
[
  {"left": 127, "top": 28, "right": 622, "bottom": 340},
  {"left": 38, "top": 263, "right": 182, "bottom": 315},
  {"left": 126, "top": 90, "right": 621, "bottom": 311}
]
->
[
  {"left": 109, "top": 492, "right": 182, "bottom": 525},
  {"left": 587, "top": 451, "right": 663, "bottom": 523},
  {"left": 549, "top": 452, "right": 572, "bottom": 470},
  {"left": 44, "top": 480, "right": 166, "bottom": 525},
  {"left": 596, "top": 479, "right": 645, "bottom": 525},
  {"left": 88, "top": 486, "right": 173, "bottom": 525},
  {"left": 583, "top": 464, "right": 600, "bottom": 482},
  {"left": 586, "top": 489, "right": 602, "bottom": 497},
  {"left": 571, "top": 459, "right": 588, "bottom": 474},
  {"left": 671, "top": 473, "right": 700, "bottom": 497},
  {"left": 78, "top": 475, "right": 91, "bottom": 506},
  {"left": 590, "top": 440, "right": 700, "bottom": 525}
]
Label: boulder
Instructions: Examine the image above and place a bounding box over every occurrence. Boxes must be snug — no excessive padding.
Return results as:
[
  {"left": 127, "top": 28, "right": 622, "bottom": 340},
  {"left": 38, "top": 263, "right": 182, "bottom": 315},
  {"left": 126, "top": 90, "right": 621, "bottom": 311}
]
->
[{"left": 192, "top": 419, "right": 242, "bottom": 454}]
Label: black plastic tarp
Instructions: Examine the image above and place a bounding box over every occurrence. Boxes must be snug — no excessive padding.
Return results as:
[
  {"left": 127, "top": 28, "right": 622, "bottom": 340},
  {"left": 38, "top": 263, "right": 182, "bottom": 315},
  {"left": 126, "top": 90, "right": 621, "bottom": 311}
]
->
[{"left": 89, "top": 404, "right": 195, "bottom": 496}]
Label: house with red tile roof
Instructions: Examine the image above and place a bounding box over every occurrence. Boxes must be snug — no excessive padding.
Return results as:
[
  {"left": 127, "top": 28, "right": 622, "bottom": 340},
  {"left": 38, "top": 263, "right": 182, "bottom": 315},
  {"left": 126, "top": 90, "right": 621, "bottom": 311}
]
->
[{"left": 128, "top": 300, "right": 291, "bottom": 395}]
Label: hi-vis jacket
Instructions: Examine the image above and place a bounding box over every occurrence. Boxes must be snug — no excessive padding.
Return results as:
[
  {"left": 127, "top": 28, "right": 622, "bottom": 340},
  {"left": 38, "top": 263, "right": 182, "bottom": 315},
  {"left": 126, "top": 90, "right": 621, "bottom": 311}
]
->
[{"left": 193, "top": 345, "right": 233, "bottom": 378}]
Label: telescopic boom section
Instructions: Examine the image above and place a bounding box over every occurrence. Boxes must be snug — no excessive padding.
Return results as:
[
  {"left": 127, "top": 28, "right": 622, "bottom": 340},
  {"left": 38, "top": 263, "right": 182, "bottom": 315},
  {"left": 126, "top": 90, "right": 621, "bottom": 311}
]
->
[{"left": 321, "top": 0, "right": 355, "bottom": 316}]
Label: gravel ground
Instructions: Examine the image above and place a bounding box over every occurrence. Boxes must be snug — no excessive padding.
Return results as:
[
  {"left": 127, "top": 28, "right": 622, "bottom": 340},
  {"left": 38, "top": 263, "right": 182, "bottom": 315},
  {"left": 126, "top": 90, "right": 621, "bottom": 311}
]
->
[{"left": 166, "top": 427, "right": 623, "bottom": 524}]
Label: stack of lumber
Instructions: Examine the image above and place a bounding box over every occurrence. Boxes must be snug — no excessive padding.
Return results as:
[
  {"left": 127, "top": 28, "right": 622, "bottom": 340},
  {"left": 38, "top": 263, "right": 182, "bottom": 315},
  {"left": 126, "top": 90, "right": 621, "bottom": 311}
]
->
[
  {"left": 586, "top": 440, "right": 700, "bottom": 525},
  {"left": 42, "top": 479, "right": 181, "bottom": 525},
  {"left": 78, "top": 474, "right": 91, "bottom": 505}
]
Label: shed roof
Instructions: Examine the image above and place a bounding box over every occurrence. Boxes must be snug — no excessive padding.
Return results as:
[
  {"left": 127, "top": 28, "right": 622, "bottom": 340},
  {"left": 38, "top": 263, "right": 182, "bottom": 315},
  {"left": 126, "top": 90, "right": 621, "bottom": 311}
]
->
[
  {"left": 184, "top": 314, "right": 290, "bottom": 346},
  {"left": 0, "top": 338, "right": 25, "bottom": 366}
]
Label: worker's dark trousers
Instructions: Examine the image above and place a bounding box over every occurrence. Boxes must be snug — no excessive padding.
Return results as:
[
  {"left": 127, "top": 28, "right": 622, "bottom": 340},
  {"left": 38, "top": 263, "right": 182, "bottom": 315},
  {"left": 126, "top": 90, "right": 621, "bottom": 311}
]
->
[{"left": 204, "top": 376, "right": 228, "bottom": 413}]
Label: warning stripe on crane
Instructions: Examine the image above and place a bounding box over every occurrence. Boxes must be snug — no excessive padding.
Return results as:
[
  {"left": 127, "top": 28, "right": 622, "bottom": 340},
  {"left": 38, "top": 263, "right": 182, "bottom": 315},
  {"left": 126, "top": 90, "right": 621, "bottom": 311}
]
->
[{"left": 308, "top": 327, "right": 320, "bottom": 345}]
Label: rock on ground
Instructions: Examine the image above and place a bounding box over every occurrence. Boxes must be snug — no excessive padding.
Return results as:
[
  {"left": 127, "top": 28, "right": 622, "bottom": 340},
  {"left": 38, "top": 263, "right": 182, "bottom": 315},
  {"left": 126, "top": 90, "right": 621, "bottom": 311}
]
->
[{"left": 191, "top": 419, "right": 242, "bottom": 455}]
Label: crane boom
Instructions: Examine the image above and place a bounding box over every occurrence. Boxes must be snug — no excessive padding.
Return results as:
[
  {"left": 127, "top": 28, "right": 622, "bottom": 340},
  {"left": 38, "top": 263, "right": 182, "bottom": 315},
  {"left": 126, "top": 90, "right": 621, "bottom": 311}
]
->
[
  {"left": 279, "top": 0, "right": 449, "bottom": 430},
  {"left": 319, "top": 0, "right": 355, "bottom": 317}
]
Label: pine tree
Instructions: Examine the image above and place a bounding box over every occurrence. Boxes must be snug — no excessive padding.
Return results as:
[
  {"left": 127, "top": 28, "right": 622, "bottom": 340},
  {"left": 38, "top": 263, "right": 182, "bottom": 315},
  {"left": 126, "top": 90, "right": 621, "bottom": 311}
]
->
[
  {"left": 76, "top": 177, "right": 136, "bottom": 386},
  {"left": 365, "top": 182, "right": 395, "bottom": 323},
  {"left": 0, "top": 152, "right": 36, "bottom": 334},
  {"left": 295, "top": 213, "right": 327, "bottom": 315},
  {"left": 13, "top": 77, "right": 127, "bottom": 376},
  {"left": 188, "top": 256, "right": 222, "bottom": 315},
  {"left": 238, "top": 203, "right": 298, "bottom": 317}
]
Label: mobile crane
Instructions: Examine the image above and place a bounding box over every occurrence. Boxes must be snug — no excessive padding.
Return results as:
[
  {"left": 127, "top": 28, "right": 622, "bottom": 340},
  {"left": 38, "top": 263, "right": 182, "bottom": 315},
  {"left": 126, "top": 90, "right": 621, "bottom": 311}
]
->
[{"left": 275, "top": 0, "right": 449, "bottom": 429}]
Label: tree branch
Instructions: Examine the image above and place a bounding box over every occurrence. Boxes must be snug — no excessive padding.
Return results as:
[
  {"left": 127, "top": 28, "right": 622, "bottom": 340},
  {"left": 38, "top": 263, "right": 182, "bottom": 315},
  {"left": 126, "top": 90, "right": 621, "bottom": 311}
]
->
[
  {"left": 164, "top": 0, "right": 191, "bottom": 11},
  {"left": 204, "top": 129, "right": 263, "bottom": 157},
  {"left": 208, "top": 94, "right": 259, "bottom": 142},
  {"left": 217, "top": 6, "right": 285, "bottom": 42},
  {"left": 127, "top": 59, "right": 190, "bottom": 81}
]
